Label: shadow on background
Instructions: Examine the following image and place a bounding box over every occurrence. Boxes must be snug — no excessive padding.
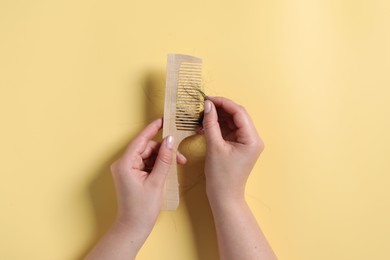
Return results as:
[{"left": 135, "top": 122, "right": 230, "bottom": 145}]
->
[
  {"left": 142, "top": 70, "right": 166, "bottom": 123},
  {"left": 179, "top": 136, "right": 220, "bottom": 260},
  {"left": 83, "top": 71, "right": 164, "bottom": 254},
  {"left": 79, "top": 145, "right": 127, "bottom": 259},
  {"left": 82, "top": 70, "right": 218, "bottom": 259}
]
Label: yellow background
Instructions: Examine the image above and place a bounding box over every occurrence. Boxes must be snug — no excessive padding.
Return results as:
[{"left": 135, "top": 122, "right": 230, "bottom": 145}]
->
[{"left": 1, "top": 0, "right": 389, "bottom": 259}]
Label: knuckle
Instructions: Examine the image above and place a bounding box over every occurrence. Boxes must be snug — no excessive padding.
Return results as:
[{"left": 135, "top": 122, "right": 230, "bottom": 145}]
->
[
  {"left": 110, "top": 162, "right": 120, "bottom": 179},
  {"left": 110, "top": 159, "right": 127, "bottom": 175},
  {"left": 254, "top": 138, "right": 265, "bottom": 154},
  {"left": 248, "top": 137, "right": 264, "bottom": 155},
  {"left": 158, "top": 150, "right": 172, "bottom": 166},
  {"left": 202, "top": 118, "right": 217, "bottom": 131},
  {"left": 202, "top": 110, "right": 217, "bottom": 128},
  {"left": 110, "top": 161, "right": 119, "bottom": 173},
  {"left": 235, "top": 104, "right": 247, "bottom": 114}
]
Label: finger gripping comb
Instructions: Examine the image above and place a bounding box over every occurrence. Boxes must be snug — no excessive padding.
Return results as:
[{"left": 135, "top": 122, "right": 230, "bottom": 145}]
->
[{"left": 162, "top": 54, "right": 203, "bottom": 210}]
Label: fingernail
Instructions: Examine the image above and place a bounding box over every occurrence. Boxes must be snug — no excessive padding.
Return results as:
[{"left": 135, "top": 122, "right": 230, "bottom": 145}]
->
[
  {"left": 166, "top": 136, "right": 174, "bottom": 149},
  {"left": 204, "top": 100, "right": 212, "bottom": 113},
  {"left": 178, "top": 152, "right": 187, "bottom": 163}
]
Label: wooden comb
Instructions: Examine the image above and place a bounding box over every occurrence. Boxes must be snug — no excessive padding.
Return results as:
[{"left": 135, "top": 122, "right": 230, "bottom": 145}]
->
[{"left": 162, "top": 54, "right": 203, "bottom": 210}]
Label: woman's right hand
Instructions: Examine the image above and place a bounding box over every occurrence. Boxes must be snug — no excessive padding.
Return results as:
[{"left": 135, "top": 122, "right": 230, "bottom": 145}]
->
[
  {"left": 201, "top": 97, "right": 276, "bottom": 260},
  {"left": 201, "top": 97, "right": 264, "bottom": 206}
]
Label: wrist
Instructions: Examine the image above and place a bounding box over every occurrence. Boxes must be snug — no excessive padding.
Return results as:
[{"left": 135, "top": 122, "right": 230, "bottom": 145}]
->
[
  {"left": 206, "top": 184, "right": 245, "bottom": 206},
  {"left": 111, "top": 217, "right": 153, "bottom": 248},
  {"left": 209, "top": 199, "right": 249, "bottom": 225},
  {"left": 115, "top": 206, "right": 158, "bottom": 232},
  {"left": 85, "top": 219, "right": 149, "bottom": 260},
  {"left": 207, "top": 191, "right": 247, "bottom": 213}
]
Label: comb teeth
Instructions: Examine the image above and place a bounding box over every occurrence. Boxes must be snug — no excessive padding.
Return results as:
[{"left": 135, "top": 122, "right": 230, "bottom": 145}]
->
[{"left": 175, "top": 62, "right": 202, "bottom": 131}]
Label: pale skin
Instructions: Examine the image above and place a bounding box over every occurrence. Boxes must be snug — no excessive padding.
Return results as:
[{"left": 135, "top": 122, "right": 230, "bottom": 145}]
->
[{"left": 85, "top": 97, "right": 277, "bottom": 260}]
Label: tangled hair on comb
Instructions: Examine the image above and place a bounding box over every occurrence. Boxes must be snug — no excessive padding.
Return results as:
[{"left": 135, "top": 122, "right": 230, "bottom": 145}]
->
[
  {"left": 196, "top": 89, "right": 207, "bottom": 127},
  {"left": 198, "top": 89, "right": 207, "bottom": 100}
]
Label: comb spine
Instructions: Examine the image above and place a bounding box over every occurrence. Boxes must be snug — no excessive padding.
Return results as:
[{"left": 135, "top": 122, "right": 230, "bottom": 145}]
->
[
  {"left": 162, "top": 54, "right": 203, "bottom": 211},
  {"left": 162, "top": 54, "right": 180, "bottom": 210}
]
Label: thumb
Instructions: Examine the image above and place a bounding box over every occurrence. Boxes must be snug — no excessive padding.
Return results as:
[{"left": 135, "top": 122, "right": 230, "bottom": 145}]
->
[
  {"left": 149, "top": 136, "right": 174, "bottom": 186},
  {"left": 202, "top": 100, "right": 223, "bottom": 146}
]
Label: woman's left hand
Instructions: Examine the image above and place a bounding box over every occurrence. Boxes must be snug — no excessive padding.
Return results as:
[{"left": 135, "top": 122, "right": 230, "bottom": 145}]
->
[
  {"left": 111, "top": 118, "right": 186, "bottom": 234},
  {"left": 85, "top": 118, "right": 186, "bottom": 260}
]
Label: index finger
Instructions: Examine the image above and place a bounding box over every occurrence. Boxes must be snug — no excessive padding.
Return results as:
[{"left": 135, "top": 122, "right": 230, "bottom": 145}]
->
[{"left": 122, "top": 118, "right": 163, "bottom": 160}]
